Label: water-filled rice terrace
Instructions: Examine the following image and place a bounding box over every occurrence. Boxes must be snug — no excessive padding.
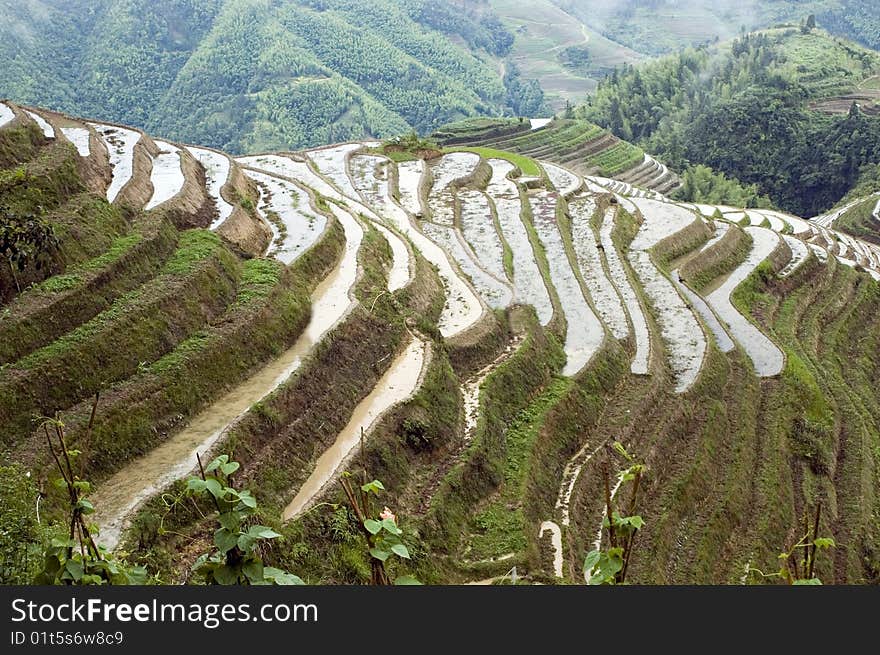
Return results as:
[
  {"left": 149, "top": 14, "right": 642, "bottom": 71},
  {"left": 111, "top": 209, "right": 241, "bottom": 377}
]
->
[{"left": 2, "top": 99, "right": 879, "bottom": 585}]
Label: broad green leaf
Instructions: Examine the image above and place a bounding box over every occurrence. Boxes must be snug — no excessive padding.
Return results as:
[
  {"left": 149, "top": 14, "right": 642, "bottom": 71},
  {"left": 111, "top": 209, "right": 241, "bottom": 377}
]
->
[
  {"left": 361, "top": 480, "right": 386, "bottom": 495},
  {"left": 364, "top": 519, "right": 382, "bottom": 535},
  {"left": 247, "top": 525, "right": 281, "bottom": 539},
  {"left": 264, "top": 567, "right": 305, "bottom": 585},
  {"left": 206, "top": 455, "right": 228, "bottom": 472},
  {"left": 381, "top": 518, "right": 402, "bottom": 535},
  {"left": 73, "top": 480, "right": 91, "bottom": 493},
  {"left": 212, "top": 564, "right": 239, "bottom": 585},
  {"left": 369, "top": 547, "right": 390, "bottom": 562},
  {"left": 76, "top": 498, "right": 95, "bottom": 514},
  {"left": 186, "top": 478, "right": 207, "bottom": 493},
  {"left": 220, "top": 461, "right": 240, "bottom": 476},
  {"left": 391, "top": 543, "right": 411, "bottom": 559},
  {"left": 204, "top": 478, "right": 223, "bottom": 499},
  {"left": 813, "top": 537, "right": 835, "bottom": 549},
  {"left": 237, "top": 534, "right": 256, "bottom": 552},
  {"left": 394, "top": 575, "right": 422, "bottom": 585},
  {"left": 214, "top": 528, "right": 238, "bottom": 554},
  {"left": 65, "top": 559, "right": 84, "bottom": 581},
  {"left": 218, "top": 512, "right": 240, "bottom": 531},
  {"left": 793, "top": 578, "right": 822, "bottom": 585},
  {"left": 615, "top": 515, "right": 644, "bottom": 530},
  {"left": 242, "top": 560, "right": 264, "bottom": 583},
  {"left": 237, "top": 490, "right": 257, "bottom": 509},
  {"left": 583, "top": 550, "right": 601, "bottom": 576}
]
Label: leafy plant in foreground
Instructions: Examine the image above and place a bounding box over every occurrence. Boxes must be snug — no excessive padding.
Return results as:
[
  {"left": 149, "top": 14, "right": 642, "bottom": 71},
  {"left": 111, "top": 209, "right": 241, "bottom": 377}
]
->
[
  {"left": 185, "top": 454, "right": 303, "bottom": 585},
  {"left": 34, "top": 397, "right": 146, "bottom": 585},
  {"left": 339, "top": 474, "right": 420, "bottom": 585},
  {"left": 747, "top": 503, "right": 835, "bottom": 585},
  {"left": 583, "top": 443, "right": 645, "bottom": 586}
]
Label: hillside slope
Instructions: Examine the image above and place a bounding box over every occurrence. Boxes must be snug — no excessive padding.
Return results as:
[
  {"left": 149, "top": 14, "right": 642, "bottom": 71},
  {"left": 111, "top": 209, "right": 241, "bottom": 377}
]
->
[
  {"left": 3, "top": 100, "right": 880, "bottom": 586},
  {"left": 0, "top": 0, "right": 531, "bottom": 152}
]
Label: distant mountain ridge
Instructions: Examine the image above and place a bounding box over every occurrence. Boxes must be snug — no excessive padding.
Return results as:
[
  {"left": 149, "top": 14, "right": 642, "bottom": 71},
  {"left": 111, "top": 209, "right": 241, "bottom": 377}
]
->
[{"left": 0, "top": 0, "right": 540, "bottom": 153}]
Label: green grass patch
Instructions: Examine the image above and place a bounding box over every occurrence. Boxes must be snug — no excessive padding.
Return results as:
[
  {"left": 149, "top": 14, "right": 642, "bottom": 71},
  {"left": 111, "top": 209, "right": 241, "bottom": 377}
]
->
[
  {"left": 447, "top": 146, "right": 542, "bottom": 177},
  {"left": 465, "top": 376, "right": 572, "bottom": 560},
  {"left": 161, "top": 230, "right": 223, "bottom": 275}
]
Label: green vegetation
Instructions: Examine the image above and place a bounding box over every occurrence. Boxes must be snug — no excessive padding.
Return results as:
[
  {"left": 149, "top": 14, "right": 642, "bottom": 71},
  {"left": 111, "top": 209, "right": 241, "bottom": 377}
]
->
[
  {"left": 437, "top": 118, "right": 649, "bottom": 181},
  {"left": 0, "top": 228, "right": 239, "bottom": 445},
  {"left": 581, "top": 29, "right": 880, "bottom": 216},
  {"left": 450, "top": 147, "right": 542, "bottom": 177},
  {"left": 466, "top": 377, "right": 572, "bottom": 560},
  {"left": 674, "top": 165, "right": 774, "bottom": 209},
  {"left": 835, "top": 195, "right": 880, "bottom": 243}
]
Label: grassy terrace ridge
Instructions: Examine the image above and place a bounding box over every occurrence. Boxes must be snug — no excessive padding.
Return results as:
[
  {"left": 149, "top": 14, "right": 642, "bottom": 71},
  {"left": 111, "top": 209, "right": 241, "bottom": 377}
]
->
[
  {"left": 678, "top": 224, "right": 754, "bottom": 293},
  {"left": 30, "top": 218, "right": 345, "bottom": 480},
  {"left": 436, "top": 117, "right": 649, "bottom": 180},
  {"left": 446, "top": 146, "right": 543, "bottom": 177},
  {"left": 835, "top": 196, "right": 880, "bottom": 244},
  {"left": 464, "top": 376, "right": 573, "bottom": 562},
  {"left": 0, "top": 213, "right": 179, "bottom": 365},
  {"left": 0, "top": 229, "right": 239, "bottom": 445},
  {"left": 432, "top": 117, "right": 530, "bottom": 146},
  {"left": 0, "top": 121, "right": 45, "bottom": 169},
  {"left": 426, "top": 310, "right": 564, "bottom": 566}
]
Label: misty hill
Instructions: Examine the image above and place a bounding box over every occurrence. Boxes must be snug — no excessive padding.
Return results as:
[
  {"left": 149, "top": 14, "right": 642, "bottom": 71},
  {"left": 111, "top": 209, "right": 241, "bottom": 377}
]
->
[
  {"left": 548, "top": 0, "right": 880, "bottom": 55},
  {"left": 0, "top": 0, "right": 542, "bottom": 153},
  {"left": 578, "top": 27, "right": 880, "bottom": 218}
]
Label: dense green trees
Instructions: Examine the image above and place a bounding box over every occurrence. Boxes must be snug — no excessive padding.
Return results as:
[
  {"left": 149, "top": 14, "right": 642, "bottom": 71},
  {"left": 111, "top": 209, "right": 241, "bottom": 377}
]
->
[
  {"left": 673, "top": 165, "right": 774, "bottom": 208},
  {"left": 582, "top": 29, "right": 880, "bottom": 216}
]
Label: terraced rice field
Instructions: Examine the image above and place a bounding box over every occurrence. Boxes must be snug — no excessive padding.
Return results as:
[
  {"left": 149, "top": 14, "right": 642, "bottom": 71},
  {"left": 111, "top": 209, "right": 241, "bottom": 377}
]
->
[
  {"left": 5, "top": 102, "right": 880, "bottom": 587},
  {"left": 245, "top": 170, "right": 326, "bottom": 264},
  {"left": 0, "top": 101, "right": 14, "bottom": 127},
  {"left": 458, "top": 189, "right": 509, "bottom": 285},
  {"left": 90, "top": 122, "right": 141, "bottom": 203},
  {"left": 568, "top": 195, "right": 629, "bottom": 340},
  {"left": 396, "top": 159, "right": 425, "bottom": 216},
  {"left": 706, "top": 227, "right": 785, "bottom": 377},
  {"left": 528, "top": 190, "right": 604, "bottom": 375},
  {"left": 487, "top": 159, "right": 554, "bottom": 325},
  {"left": 145, "top": 141, "right": 184, "bottom": 210},
  {"left": 629, "top": 198, "right": 707, "bottom": 392},
  {"left": 305, "top": 142, "right": 363, "bottom": 199},
  {"left": 188, "top": 146, "right": 234, "bottom": 229},
  {"left": 60, "top": 126, "right": 91, "bottom": 156},
  {"left": 24, "top": 110, "right": 54, "bottom": 138}
]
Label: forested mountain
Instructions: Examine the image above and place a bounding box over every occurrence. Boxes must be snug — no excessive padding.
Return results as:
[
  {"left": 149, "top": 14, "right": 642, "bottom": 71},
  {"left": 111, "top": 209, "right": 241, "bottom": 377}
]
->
[
  {"left": 0, "top": 0, "right": 543, "bottom": 152},
  {"left": 580, "top": 27, "right": 880, "bottom": 216}
]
